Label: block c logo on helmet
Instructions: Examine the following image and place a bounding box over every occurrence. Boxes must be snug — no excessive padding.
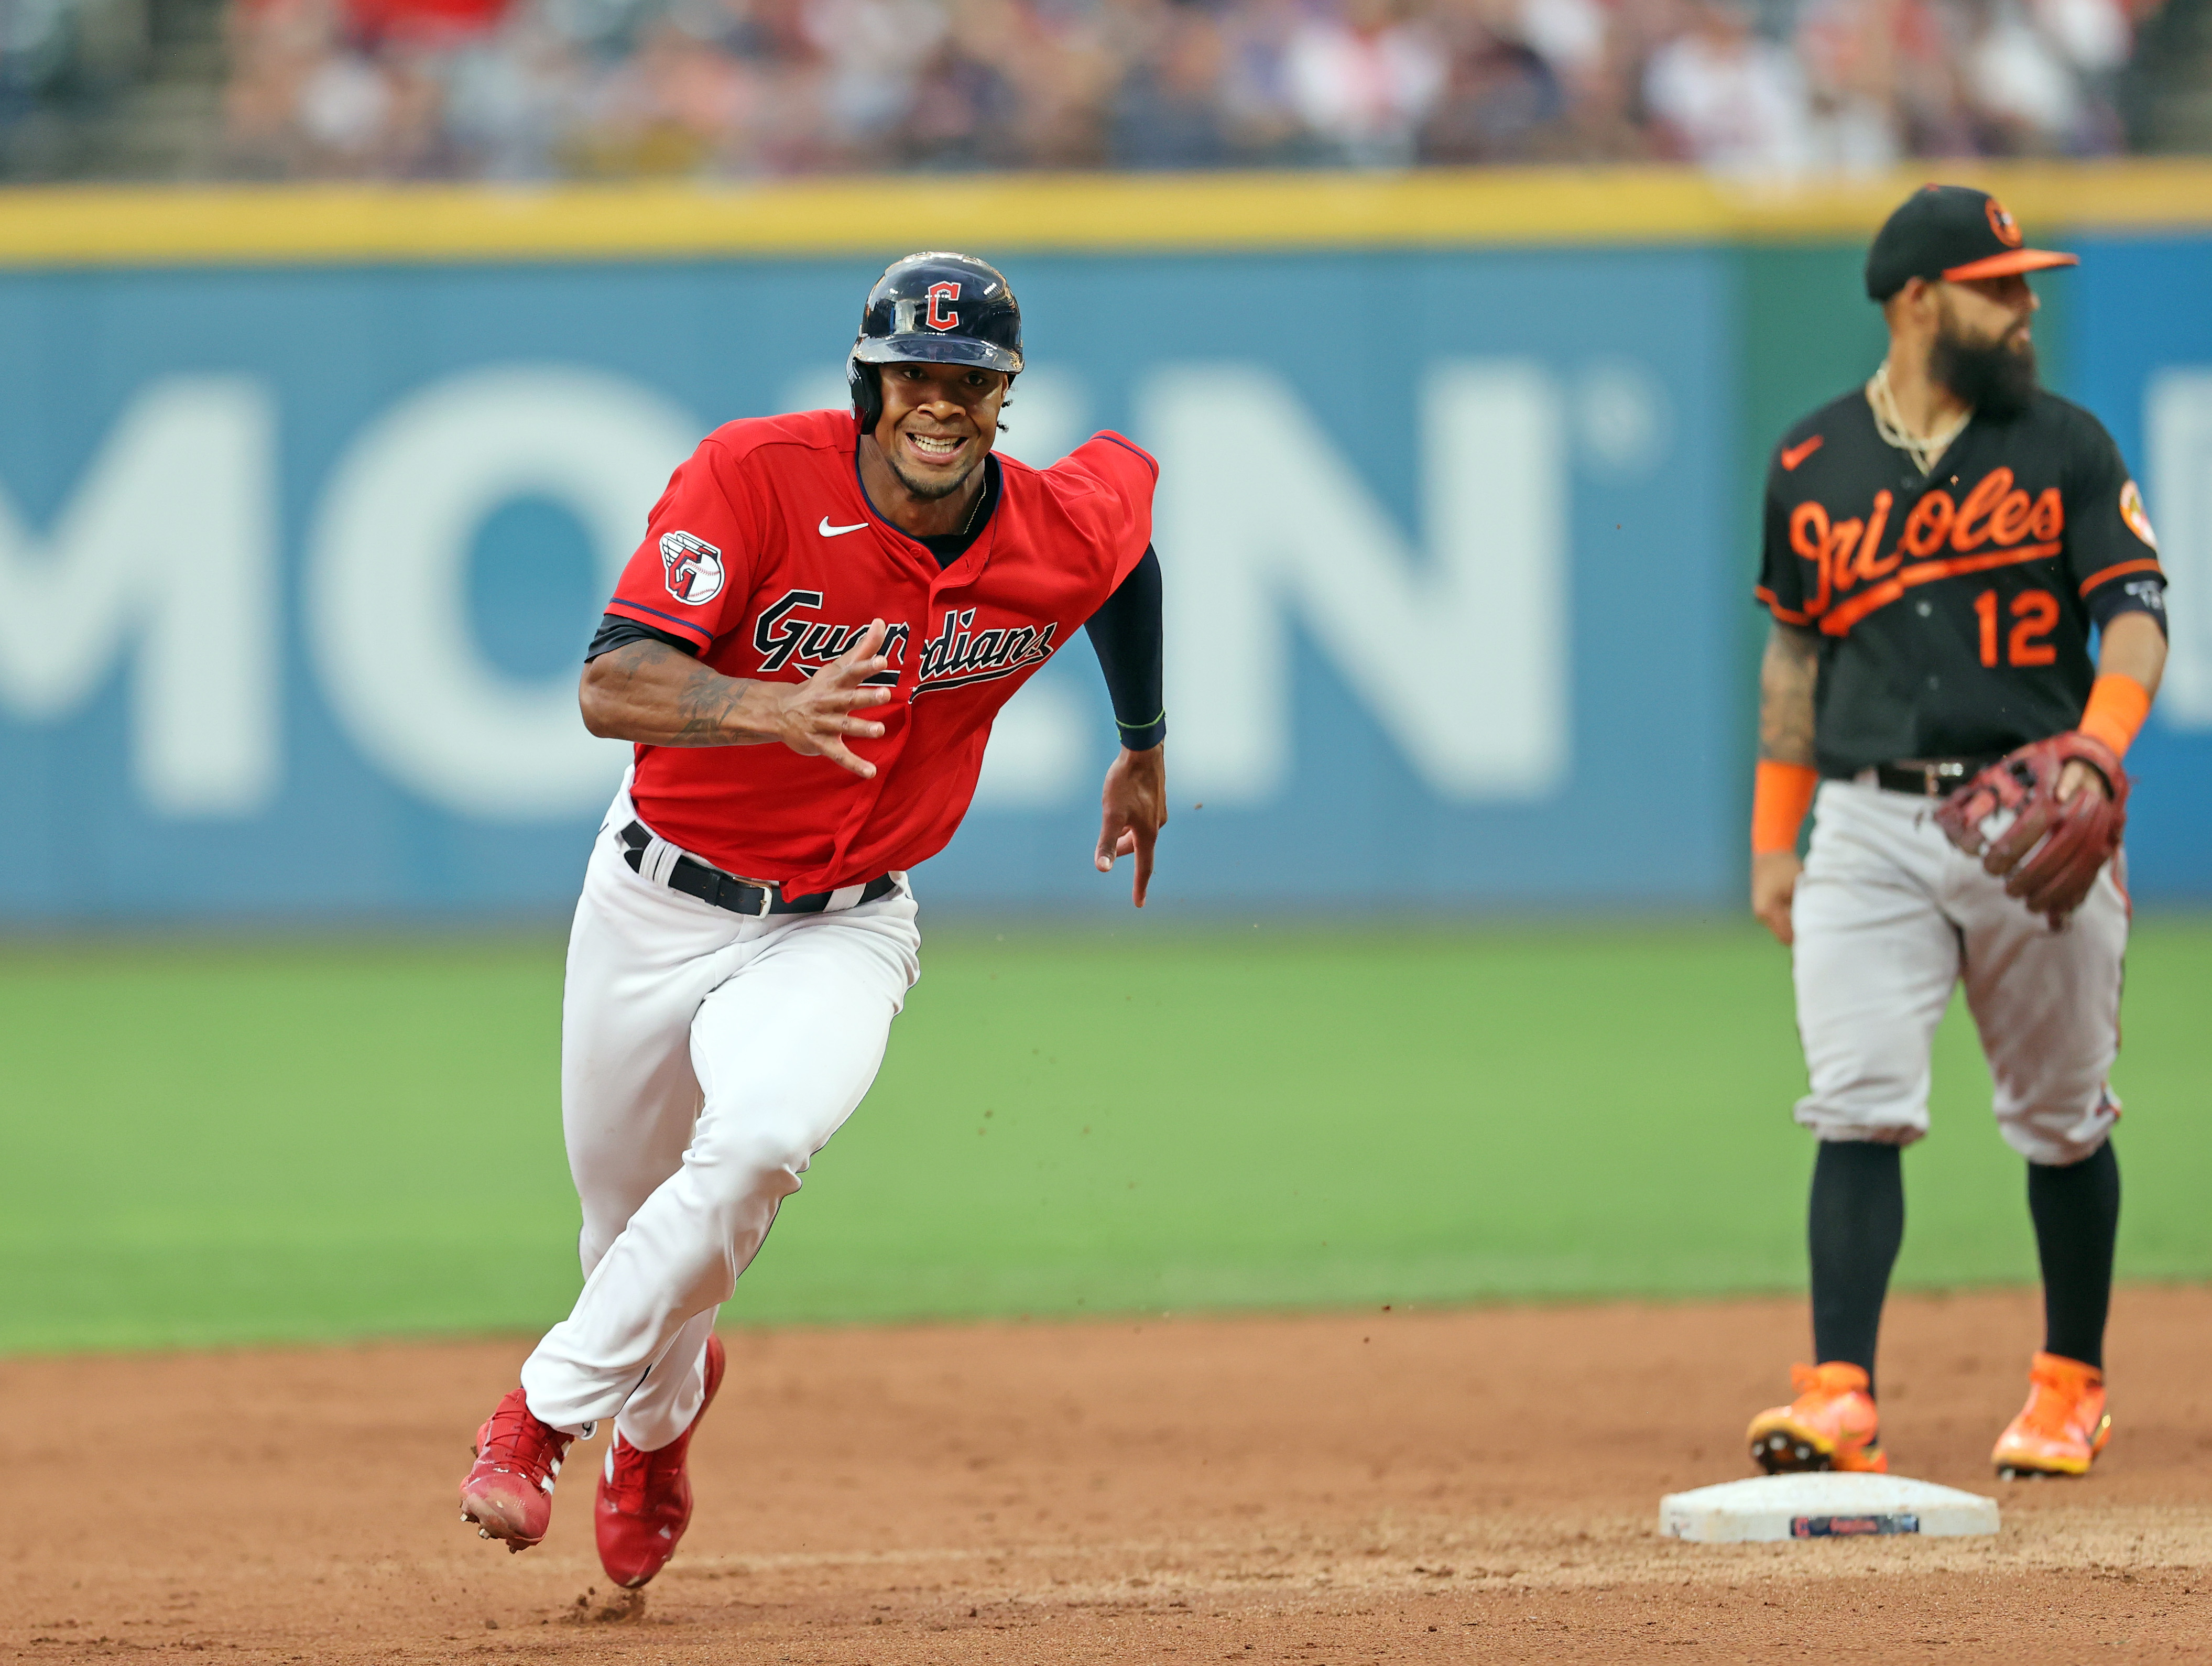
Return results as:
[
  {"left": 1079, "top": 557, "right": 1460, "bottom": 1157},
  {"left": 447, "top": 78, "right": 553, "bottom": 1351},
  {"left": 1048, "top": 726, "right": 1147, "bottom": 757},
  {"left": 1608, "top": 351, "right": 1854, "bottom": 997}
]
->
[{"left": 925, "top": 283, "right": 961, "bottom": 330}]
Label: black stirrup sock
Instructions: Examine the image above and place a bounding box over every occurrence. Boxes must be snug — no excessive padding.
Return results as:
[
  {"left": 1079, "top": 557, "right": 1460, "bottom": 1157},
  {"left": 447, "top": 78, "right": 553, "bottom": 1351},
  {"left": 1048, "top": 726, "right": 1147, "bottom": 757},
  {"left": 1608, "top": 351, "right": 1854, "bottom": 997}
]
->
[
  {"left": 1808, "top": 1140, "right": 1905, "bottom": 1397},
  {"left": 2028, "top": 1139, "right": 2121, "bottom": 1370}
]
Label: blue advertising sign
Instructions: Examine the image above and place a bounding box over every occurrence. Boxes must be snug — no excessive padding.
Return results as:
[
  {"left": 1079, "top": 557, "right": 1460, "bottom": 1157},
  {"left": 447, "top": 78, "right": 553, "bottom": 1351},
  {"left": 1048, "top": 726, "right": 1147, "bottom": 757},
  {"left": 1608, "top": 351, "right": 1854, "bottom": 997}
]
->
[{"left": 0, "top": 249, "right": 1737, "bottom": 917}]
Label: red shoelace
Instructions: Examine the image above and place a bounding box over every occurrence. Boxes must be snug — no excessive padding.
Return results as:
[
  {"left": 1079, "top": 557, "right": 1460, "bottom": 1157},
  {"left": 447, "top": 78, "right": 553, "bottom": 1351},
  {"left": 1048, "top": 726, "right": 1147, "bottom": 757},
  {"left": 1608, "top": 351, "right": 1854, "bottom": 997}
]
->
[
  {"left": 477, "top": 1391, "right": 570, "bottom": 1483},
  {"left": 601, "top": 1433, "right": 688, "bottom": 1511}
]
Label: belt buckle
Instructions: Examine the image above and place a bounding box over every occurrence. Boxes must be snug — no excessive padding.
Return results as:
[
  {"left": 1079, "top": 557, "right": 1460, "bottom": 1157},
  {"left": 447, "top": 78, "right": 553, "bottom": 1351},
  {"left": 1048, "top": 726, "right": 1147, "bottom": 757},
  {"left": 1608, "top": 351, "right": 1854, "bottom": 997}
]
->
[
  {"left": 1899, "top": 758, "right": 1967, "bottom": 797},
  {"left": 700, "top": 863, "right": 773, "bottom": 917},
  {"left": 1924, "top": 760, "right": 1970, "bottom": 797}
]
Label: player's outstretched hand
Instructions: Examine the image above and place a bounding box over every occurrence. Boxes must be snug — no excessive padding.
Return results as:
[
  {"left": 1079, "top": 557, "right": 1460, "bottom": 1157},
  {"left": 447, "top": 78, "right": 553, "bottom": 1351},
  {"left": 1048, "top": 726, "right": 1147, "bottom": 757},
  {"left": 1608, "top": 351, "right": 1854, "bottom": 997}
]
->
[
  {"left": 1096, "top": 744, "right": 1167, "bottom": 908},
  {"left": 1751, "top": 850, "right": 1801, "bottom": 946},
  {"left": 769, "top": 618, "right": 895, "bottom": 779}
]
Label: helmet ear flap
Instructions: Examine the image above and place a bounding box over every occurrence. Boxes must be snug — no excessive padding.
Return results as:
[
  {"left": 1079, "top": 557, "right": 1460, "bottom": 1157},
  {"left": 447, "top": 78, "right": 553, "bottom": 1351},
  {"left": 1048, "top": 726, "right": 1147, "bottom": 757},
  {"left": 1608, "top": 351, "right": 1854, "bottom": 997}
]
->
[{"left": 848, "top": 357, "right": 882, "bottom": 430}]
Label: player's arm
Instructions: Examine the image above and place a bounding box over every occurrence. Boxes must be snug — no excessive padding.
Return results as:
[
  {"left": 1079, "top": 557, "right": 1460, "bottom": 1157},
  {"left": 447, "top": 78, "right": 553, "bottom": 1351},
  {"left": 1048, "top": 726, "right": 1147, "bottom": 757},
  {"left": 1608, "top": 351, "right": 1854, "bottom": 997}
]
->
[
  {"left": 2053, "top": 613, "right": 2168, "bottom": 804},
  {"left": 2056, "top": 417, "right": 2171, "bottom": 803},
  {"left": 1751, "top": 621, "right": 1821, "bottom": 946},
  {"left": 1085, "top": 546, "right": 1167, "bottom": 908},
  {"left": 2097, "top": 611, "right": 2166, "bottom": 697},
  {"left": 580, "top": 625, "right": 894, "bottom": 780}
]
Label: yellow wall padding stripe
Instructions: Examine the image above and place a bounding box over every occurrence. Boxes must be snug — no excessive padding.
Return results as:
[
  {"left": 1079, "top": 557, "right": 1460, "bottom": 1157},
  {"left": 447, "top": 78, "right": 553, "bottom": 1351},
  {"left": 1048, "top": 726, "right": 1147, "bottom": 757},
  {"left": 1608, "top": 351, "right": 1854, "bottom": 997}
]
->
[{"left": 4, "top": 161, "right": 2212, "bottom": 268}]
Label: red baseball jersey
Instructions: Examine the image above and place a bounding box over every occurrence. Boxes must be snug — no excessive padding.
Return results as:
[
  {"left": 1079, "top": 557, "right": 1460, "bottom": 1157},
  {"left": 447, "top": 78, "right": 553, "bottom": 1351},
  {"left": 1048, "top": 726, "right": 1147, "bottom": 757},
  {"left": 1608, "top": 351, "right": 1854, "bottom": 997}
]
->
[{"left": 602, "top": 409, "right": 1157, "bottom": 894}]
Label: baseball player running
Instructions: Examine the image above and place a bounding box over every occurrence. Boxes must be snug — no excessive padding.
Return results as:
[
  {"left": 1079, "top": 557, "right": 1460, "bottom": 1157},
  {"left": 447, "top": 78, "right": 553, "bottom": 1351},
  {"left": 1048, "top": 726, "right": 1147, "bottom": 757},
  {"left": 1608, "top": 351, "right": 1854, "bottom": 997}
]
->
[
  {"left": 1744, "top": 187, "right": 2167, "bottom": 1479},
  {"left": 457, "top": 252, "right": 1168, "bottom": 1585}
]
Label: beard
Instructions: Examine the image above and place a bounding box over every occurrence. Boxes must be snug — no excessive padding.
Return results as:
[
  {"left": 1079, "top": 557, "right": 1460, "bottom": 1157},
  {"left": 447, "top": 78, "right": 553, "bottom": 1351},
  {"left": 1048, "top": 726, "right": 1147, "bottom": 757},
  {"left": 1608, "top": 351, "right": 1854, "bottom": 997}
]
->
[
  {"left": 885, "top": 449, "right": 981, "bottom": 500},
  {"left": 1929, "top": 311, "right": 2040, "bottom": 419}
]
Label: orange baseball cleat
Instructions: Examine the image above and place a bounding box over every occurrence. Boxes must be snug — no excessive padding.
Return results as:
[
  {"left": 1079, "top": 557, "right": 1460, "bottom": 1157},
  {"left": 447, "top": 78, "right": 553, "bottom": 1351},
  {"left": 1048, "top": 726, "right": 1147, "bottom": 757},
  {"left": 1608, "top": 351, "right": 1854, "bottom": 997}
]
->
[
  {"left": 1992, "top": 1352, "right": 2111, "bottom": 1478},
  {"left": 1747, "top": 1361, "right": 1889, "bottom": 1474},
  {"left": 459, "top": 1386, "right": 575, "bottom": 1552},
  {"left": 596, "top": 1335, "right": 728, "bottom": 1588}
]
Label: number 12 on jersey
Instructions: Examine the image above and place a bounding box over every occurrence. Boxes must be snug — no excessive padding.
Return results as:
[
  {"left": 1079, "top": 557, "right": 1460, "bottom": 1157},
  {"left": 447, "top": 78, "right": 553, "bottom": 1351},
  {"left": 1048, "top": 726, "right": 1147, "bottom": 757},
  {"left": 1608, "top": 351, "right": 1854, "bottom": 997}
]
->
[{"left": 1974, "top": 589, "right": 2058, "bottom": 669}]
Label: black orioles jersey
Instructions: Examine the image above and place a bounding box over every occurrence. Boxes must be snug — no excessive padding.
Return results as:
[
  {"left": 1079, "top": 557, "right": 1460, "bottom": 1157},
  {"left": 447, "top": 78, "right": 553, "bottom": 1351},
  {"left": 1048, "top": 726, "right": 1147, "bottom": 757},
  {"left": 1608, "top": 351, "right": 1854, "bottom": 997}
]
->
[{"left": 1756, "top": 388, "right": 2167, "bottom": 777}]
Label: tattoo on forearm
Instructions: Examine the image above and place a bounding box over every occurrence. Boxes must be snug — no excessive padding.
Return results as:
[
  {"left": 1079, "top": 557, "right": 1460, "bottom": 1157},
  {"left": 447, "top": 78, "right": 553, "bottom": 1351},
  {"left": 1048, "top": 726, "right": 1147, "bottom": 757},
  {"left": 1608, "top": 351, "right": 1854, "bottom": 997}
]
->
[
  {"left": 591, "top": 640, "right": 757, "bottom": 747},
  {"left": 670, "top": 660, "right": 745, "bottom": 744},
  {"left": 1759, "top": 624, "right": 1819, "bottom": 765}
]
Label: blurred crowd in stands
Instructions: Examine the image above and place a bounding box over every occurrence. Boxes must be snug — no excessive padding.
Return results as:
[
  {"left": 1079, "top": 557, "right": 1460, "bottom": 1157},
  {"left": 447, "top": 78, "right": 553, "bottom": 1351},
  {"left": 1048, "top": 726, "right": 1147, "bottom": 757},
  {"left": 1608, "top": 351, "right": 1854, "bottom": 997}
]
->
[{"left": 0, "top": 0, "right": 2181, "bottom": 178}]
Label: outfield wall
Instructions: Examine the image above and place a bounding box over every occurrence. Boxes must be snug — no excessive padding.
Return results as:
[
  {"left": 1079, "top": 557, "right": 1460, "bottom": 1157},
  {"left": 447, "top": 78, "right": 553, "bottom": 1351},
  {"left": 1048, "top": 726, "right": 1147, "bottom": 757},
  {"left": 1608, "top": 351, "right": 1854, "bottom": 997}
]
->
[{"left": 2, "top": 166, "right": 2209, "bottom": 918}]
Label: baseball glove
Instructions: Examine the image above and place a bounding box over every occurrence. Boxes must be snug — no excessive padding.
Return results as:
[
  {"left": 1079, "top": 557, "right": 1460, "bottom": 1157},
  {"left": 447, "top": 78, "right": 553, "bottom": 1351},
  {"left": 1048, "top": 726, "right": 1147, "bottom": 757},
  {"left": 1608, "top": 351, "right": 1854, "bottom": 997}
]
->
[{"left": 1933, "top": 733, "right": 2129, "bottom": 927}]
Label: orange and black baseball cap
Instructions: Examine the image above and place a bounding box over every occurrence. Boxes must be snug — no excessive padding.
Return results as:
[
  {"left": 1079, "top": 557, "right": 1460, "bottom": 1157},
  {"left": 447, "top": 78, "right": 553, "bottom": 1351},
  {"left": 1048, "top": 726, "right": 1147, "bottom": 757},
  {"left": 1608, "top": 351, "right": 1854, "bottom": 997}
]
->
[{"left": 1864, "top": 184, "right": 2079, "bottom": 300}]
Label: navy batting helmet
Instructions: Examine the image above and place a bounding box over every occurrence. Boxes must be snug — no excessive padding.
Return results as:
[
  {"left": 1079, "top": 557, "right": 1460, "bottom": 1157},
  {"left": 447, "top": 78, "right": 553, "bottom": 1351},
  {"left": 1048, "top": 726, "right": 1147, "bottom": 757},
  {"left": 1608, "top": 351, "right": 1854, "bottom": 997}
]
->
[{"left": 848, "top": 252, "right": 1022, "bottom": 427}]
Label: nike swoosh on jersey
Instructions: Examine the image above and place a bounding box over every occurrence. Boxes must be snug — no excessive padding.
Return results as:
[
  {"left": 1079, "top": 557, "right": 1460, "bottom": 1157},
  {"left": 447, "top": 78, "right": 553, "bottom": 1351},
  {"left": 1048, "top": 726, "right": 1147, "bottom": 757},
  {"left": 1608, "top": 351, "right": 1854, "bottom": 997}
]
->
[
  {"left": 818, "top": 516, "right": 868, "bottom": 537},
  {"left": 1780, "top": 435, "right": 1825, "bottom": 471}
]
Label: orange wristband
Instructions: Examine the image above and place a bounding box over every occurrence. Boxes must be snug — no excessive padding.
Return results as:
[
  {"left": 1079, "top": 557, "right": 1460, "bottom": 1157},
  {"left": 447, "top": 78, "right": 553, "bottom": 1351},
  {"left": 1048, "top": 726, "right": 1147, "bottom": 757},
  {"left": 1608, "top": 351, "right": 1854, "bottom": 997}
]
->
[
  {"left": 1752, "top": 760, "right": 1819, "bottom": 856},
  {"left": 2077, "top": 673, "right": 2153, "bottom": 758}
]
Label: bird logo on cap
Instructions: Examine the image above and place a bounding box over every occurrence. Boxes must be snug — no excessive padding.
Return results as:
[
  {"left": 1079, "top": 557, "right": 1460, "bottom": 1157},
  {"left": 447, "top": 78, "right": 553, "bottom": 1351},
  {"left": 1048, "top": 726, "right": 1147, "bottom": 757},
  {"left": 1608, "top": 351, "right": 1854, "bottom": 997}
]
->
[{"left": 1986, "top": 197, "right": 2024, "bottom": 248}]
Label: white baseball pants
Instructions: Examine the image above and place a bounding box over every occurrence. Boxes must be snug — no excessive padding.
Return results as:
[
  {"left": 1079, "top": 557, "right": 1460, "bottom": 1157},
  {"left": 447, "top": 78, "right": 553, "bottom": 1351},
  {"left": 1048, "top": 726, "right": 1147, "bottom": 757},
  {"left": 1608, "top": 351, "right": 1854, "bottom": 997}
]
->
[
  {"left": 1790, "top": 777, "right": 2125, "bottom": 1166},
  {"left": 519, "top": 791, "right": 920, "bottom": 1450}
]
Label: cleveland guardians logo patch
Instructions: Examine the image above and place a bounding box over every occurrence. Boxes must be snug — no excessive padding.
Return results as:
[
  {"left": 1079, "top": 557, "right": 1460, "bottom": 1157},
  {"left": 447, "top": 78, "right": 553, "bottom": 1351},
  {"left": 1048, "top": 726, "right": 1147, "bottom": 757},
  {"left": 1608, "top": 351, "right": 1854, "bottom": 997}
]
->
[
  {"left": 660, "top": 531, "right": 725, "bottom": 604},
  {"left": 925, "top": 281, "right": 961, "bottom": 330},
  {"left": 2120, "top": 480, "right": 2159, "bottom": 550}
]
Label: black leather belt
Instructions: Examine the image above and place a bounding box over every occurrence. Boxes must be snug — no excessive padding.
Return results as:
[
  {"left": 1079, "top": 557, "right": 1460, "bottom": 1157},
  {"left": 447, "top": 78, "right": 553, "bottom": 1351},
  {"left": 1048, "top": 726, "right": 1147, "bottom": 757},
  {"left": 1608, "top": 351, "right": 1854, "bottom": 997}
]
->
[
  {"left": 1868, "top": 757, "right": 1998, "bottom": 797},
  {"left": 618, "top": 821, "right": 896, "bottom": 917}
]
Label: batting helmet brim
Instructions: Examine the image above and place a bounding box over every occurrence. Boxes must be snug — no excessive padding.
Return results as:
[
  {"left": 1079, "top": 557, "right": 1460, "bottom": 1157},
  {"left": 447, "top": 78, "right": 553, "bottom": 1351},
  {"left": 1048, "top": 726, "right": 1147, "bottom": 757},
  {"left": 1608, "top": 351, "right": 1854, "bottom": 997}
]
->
[{"left": 850, "top": 333, "right": 1023, "bottom": 375}]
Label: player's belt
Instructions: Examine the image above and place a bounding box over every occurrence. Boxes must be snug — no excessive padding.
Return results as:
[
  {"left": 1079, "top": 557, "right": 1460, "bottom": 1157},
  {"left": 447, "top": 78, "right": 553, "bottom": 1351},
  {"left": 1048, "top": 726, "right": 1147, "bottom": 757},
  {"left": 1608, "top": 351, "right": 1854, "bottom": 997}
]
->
[
  {"left": 617, "top": 821, "right": 897, "bottom": 918},
  {"left": 1867, "top": 757, "right": 2000, "bottom": 797}
]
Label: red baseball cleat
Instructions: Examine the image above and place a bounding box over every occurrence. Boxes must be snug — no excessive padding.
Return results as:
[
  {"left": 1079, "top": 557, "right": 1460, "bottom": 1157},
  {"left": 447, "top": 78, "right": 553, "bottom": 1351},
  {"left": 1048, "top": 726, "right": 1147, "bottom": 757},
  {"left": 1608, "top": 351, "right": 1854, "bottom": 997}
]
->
[
  {"left": 459, "top": 1386, "right": 574, "bottom": 1552},
  {"left": 1747, "top": 1361, "right": 1889, "bottom": 1474},
  {"left": 596, "top": 1335, "right": 728, "bottom": 1588},
  {"left": 1992, "top": 1352, "right": 2111, "bottom": 1478}
]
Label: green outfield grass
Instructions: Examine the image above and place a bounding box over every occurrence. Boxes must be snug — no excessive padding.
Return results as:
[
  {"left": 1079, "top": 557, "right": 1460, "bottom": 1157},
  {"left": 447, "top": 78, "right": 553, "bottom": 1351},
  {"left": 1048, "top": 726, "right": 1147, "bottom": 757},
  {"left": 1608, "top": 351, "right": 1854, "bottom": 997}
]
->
[{"left": 2, "top": 917, "right": 2207, "bottom": 1355}]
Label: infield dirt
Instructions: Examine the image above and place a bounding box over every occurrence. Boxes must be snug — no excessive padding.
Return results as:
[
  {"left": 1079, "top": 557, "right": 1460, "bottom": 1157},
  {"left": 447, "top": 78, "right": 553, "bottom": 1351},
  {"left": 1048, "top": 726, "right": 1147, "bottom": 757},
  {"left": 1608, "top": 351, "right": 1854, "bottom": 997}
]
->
[{"left": 4, "top": 1287, "right": 2209, "bottom": 1664}]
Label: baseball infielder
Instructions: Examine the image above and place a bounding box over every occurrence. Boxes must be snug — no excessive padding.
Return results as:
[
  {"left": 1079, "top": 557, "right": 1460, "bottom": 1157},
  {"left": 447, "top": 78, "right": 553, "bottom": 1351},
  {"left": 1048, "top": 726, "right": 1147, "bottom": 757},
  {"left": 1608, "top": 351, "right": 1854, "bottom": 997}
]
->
[
  {"left": 458, "top": 253, "right": 1168, "bottom": 1585},
  {"left": 1744, "top": 187, "right": 2167, "bottom": 1479}
]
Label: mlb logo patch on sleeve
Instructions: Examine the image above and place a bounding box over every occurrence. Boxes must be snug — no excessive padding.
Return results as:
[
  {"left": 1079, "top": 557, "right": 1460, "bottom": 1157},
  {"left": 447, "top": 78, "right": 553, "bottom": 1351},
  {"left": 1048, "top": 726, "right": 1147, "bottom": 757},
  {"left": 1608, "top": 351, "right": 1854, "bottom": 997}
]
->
[{"left": 660, "top": 531, "right": 725, "bottom": 604}]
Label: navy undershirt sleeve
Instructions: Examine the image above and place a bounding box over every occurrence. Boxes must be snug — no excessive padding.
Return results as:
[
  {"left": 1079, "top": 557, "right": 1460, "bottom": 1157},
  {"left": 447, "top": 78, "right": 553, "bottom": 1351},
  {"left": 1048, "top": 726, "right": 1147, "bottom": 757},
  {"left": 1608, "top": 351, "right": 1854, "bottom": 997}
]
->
[
  {"left": 1084, "top": 546, "right": 1165, "bottom": 751},
  {"left": 586, "top": 615, "right": 700, "bottom": 662},
  {"left": 2086, "top": 573, "right": 2169, "bottom": 640}
]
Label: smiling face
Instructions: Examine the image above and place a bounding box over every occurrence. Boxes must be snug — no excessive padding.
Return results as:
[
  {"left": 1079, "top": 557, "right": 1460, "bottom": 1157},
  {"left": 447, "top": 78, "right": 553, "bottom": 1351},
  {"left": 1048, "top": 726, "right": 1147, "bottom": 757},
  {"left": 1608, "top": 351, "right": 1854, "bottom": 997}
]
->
[{"left": 871, "top": 361, "right": 1009, "bottom": 502}]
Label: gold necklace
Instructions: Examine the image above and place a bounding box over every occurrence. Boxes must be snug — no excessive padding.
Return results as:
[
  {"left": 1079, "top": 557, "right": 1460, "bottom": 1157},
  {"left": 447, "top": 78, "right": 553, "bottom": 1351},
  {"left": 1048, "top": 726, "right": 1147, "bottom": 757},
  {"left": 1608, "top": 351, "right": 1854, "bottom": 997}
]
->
[
  {"left": 949, "top": 459, "right": 993, "bottom": 539},
  {"left": 1866, "top": 362, "right": 1971, "bottom": 477}
]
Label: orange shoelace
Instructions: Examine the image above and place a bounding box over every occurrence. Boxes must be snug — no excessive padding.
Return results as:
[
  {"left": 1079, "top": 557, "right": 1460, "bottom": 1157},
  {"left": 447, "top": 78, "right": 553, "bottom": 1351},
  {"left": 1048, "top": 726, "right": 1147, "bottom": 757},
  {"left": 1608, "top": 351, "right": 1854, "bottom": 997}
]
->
[
  {"left": 1788, "top": 1362, "right": 1866, "bottom": 1402},
  {"left": 2015, "top": 1367, "right": 2090, "bottom": 1439}
]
